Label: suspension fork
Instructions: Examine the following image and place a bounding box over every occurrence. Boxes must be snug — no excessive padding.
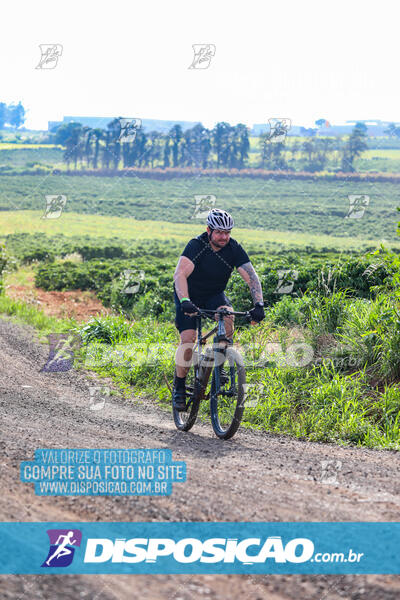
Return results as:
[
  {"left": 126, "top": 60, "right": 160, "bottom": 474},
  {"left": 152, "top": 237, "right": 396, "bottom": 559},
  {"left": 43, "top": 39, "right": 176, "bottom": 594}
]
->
[
  {"left": 214, "top": 312, "right": 237, "bottom": 396},
  {"left": 212, "top": 312, "right": 227, "bottom": 393}
]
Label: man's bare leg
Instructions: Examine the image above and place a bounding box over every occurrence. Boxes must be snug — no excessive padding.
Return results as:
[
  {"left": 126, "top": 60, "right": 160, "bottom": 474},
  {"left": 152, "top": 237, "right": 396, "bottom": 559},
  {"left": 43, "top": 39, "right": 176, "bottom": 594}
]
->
[{"left": 175, "top": 329, "right": 196, "bottom": 378}]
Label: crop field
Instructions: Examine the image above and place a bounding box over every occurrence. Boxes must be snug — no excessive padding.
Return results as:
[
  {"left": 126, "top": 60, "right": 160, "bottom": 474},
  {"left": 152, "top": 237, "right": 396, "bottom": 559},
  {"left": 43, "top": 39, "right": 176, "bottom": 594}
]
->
[
  {"left": 0, "top": 146, "right": 63, "bottom": 166},
  {"left": 2, "top": 210, "right": 400, "bottom": 253},
  {"left": 2, "top": 140, "right": 400, "bottom": 171},
  {"left": 0, "top": 174, "right": 399, "bottom": 240},
  {"left": 356, "top": 149, "right": 400, "bottom": 173}
]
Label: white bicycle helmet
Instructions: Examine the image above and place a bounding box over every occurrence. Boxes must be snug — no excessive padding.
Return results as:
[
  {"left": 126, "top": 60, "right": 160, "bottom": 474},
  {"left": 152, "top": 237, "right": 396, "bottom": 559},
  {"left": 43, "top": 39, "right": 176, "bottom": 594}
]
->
[{"left": 206, "top": 208, "right": 234, "bottom": 231}]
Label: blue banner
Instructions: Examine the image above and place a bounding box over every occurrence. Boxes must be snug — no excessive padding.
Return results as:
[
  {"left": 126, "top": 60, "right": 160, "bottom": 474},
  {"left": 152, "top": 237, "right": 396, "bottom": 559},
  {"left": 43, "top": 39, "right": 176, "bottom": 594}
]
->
[{"left": 0, "top": 522, "right": 399, "bottom": 574}]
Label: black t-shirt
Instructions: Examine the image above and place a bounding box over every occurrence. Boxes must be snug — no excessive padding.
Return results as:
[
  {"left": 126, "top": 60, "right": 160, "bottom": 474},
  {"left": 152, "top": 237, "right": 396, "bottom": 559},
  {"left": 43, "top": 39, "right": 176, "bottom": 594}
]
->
[{"left": 178, "top": 232, "right": 250, "bottom": 302}]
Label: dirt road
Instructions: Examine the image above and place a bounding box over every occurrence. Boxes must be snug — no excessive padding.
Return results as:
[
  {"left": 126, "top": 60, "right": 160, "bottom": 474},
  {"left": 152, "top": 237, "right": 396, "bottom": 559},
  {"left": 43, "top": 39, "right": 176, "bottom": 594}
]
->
[{"left": 1, "top": 316, "right": 400, "bottom": 599}]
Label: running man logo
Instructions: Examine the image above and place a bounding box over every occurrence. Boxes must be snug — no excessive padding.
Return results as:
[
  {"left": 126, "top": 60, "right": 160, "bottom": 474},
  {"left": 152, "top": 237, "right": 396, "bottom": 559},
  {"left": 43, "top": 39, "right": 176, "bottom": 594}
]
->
[
  {"left": 42, "top": 195, "right": 67, "bottom": 219},
  {"left": 191, "top": 194, "right": 216, "bottom": 219},
  {"left": 274, "top": 269, "right": 299, "bottom": 294},
  {"left": 240, "top": 383, "right": 264, "bottom": 408},
  {"left": 36, "top": 44, "right": 63, "bottom": 69},
  {"left": 89, "top": 385, "right": 110, "bottom": 411},
  {"left": 118, "top": 118, "right": 142, "bottom": 143},
  {"left": 121, "top": 269, "right": 145, "bottom": 294},
  {"left": 266, "top": 118, "right": 291, "bottom": 143},
  {"left": 321, "top": 460, "right": 342, "bottom": 485},
  {"left": 41, "top": 529, "right": 82, "bottom": 568},
  {"left": 40, "top": 332, "right": 80, "bottom": 373},
  {"left": 345, "top": 195, "right": 370, "bottom": 219},
  {"left": 188, "top": 44, "right": 216, "bottom": 69}
]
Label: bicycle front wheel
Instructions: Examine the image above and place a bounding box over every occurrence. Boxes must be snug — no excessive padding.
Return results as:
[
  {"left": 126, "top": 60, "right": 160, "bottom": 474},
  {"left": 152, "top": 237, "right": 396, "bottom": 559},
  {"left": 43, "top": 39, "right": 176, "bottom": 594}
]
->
[
  {"left": 210, "top": 347, "right": 246, "bottom": 440},
  {"left": 172, "top": 349, "right": 202, "bottom": 431}
]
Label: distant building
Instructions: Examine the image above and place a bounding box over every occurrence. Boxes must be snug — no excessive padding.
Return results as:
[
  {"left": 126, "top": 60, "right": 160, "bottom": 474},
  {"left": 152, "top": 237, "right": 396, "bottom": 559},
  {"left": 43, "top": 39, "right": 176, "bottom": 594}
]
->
[{"left": 48, "top": 116, "right": 201, "bottom": 133}]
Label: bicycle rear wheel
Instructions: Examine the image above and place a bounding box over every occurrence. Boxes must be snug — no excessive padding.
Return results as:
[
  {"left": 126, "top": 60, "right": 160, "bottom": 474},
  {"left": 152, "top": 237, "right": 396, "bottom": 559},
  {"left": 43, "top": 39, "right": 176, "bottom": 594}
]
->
[{"left": 210, "top": 347, "right": 246, "bottom": 440}]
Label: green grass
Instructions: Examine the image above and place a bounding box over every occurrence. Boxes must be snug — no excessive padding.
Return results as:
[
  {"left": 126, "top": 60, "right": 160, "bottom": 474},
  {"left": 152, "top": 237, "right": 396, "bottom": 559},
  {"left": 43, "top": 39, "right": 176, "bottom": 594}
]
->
[
  {"left": 5, "top": 264, "right": 35, "bottom": 287},
  {"left": 0, "top": 294, "right": 75, "bottom": 335}
]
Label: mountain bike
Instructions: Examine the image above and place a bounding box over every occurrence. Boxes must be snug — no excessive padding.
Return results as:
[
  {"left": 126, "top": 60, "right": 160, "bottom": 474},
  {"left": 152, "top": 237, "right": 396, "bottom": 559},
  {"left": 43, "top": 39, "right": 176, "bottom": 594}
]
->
[{"left": 172, "top": 307, "right": 251, "bottom": 440}]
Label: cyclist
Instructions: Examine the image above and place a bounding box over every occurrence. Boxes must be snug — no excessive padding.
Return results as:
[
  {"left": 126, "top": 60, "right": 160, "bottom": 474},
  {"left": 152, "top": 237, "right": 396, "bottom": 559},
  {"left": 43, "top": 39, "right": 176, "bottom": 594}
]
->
[{"left": 172, "top": 208, "right": 265, "bottom": 410}]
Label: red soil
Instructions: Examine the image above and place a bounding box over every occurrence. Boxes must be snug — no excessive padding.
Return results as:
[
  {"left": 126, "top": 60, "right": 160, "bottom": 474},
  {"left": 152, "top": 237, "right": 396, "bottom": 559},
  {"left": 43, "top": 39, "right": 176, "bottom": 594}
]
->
[{"left": 7, "top": 285, "right": 110, "bottom": 322}]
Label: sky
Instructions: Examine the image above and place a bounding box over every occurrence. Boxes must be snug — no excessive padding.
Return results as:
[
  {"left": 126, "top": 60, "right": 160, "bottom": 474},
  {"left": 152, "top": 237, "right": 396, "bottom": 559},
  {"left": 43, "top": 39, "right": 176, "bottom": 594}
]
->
[{"left": 1, "top": 0, "right": 398, "bottom": 130}]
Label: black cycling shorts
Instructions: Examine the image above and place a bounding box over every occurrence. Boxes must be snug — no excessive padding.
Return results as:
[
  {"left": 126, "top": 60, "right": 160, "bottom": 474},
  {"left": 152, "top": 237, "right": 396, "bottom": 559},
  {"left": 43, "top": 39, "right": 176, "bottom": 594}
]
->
[{"left": 174, "top": 290, "right": 232, "bottom": 333}]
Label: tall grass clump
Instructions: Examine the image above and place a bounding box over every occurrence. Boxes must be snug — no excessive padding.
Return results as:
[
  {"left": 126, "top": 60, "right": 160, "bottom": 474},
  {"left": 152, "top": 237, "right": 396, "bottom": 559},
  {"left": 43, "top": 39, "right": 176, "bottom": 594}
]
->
[
  {"left": 76, "top": 315, "right": 178, "bottom": 396},
  {"left": 0, "top": 295, "right": 74, "bottom": 334},
  {"left": 241, "top": 362, "right": 390, "bottom": 446},
  {"left": 339, "top": 294, "right": 400, "bottom": 384},
  {"left": 301, "top": 290, "right": 350, "bottom": 336}
]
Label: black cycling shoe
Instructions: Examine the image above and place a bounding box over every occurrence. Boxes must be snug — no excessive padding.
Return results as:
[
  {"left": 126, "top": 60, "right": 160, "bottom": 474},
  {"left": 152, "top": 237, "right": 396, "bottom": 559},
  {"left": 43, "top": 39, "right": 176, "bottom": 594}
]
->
[{"left": 172, "top": 386, "right": 187, "bottom": 411}]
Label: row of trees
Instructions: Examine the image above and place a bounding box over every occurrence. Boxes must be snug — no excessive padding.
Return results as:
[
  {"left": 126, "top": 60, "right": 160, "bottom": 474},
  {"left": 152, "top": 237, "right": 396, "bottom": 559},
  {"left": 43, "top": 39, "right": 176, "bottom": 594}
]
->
[
  {"left": 54, "top": 120, "right": 250, "bottom": 170},
  {"left": 0, "top": 102, "right": 26, "bottom": 129},
  {"left": 261, "top": 123, "right": 368, "bottom": 172},
  {"left": 54, "top": 119, "right": 368, "bottom": 172}
]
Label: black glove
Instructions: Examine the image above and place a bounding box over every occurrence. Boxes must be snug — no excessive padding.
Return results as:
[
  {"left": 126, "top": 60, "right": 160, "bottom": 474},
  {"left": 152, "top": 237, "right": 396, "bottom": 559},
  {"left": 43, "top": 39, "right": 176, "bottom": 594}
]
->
[
  {"left": 249, "top": 303, "right": 265, "bottom": 323},
  {"left": 181, "top": 299, "right": 199, "bottom": 316}
]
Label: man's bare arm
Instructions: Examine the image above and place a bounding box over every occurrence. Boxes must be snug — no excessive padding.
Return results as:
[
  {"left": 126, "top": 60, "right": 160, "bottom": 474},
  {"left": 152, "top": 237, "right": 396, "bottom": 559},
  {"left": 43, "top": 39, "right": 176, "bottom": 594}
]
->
[
  {"left": 237, "top": 261, "right": 264, "bottom": 304},
  {"left": 173, "top": 256, "right": 195, "bottom": 300}
]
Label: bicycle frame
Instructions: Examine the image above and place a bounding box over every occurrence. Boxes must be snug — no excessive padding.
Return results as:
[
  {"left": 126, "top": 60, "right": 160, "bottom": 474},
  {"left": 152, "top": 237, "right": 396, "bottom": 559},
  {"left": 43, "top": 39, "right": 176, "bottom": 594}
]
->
[{"left": 191, "top": 308, "right": 249, "bottom": 401}]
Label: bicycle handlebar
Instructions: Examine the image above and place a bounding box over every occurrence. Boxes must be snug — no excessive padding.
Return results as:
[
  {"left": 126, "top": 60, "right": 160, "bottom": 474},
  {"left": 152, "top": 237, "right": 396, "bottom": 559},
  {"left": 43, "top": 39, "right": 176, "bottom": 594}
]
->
[{"left": 196, "top": 308, "right": 252, "bottom": 320}]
